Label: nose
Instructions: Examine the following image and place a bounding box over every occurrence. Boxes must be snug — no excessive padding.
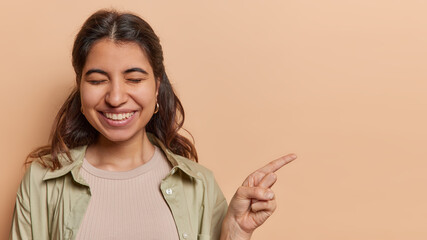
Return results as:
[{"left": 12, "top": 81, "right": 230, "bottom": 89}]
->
[{"left": 105, "top": 79, "right": 127, "bottom": 107}]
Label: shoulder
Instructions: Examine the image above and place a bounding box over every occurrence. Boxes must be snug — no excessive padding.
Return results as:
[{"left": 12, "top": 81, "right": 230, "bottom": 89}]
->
[
  {"left": 181, "top": 155, "right": 214, "bottom": 175},
  {"left": 23, "top": 160, "right": 51, "bottom": 183},
  {"left": 20, "top": 145, "right": 85, "bottom": 187},
  {"left": 172, "top": 153, "right": 216, "bottom": 180},
  {"left": 16, "top": 160, "right": 50, "bottom": 200},
  {"left": 148, "top": 133, "right": 215, "bottom": 177},
  {"left": 168, "top": 152, "right": 228, "bottom": 205},
  {"left": 171, "top": 153, "right": 226, "bottom": 201}
]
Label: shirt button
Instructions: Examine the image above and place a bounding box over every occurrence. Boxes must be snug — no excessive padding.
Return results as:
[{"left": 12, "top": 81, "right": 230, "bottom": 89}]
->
[
  {"left": 166, "top": 188, "right": 173, "bottom": 195},
  {"left": 182, "top": 233, "right": 188, "bottom": 239}
]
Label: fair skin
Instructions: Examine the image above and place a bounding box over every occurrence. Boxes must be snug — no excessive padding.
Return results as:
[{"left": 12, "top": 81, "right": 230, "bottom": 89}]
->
[
  {"left": 220, "top": 154, "right": 296, "bottom": 240},
  {"left": 80, "top": 39, "right": 158, "bottom": 171},
  {"left": 80, "top": 38, "right": 297, "bottom": 239}
]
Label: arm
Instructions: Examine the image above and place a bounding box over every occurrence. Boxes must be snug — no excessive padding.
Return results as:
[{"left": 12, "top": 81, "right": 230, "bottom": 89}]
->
[
  {"left": 211, "top": 180, "right": 229, "bottom": 240},
  {"left": 9, "top": 165, "right": 33, "bottom": 240},
  {"left": 220, "top": 154, "right": 297, "bottom": 240}
]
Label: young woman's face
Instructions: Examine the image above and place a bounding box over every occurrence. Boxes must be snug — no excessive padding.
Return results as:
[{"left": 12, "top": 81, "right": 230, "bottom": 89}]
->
[{"left": 80, "top": 39, "right": 159, "bottom": 143}]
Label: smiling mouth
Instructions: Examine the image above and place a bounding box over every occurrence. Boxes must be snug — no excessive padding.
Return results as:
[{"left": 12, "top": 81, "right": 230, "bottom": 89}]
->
[{"left": 102, "top": 112, "right": 135, "bottom": 121}]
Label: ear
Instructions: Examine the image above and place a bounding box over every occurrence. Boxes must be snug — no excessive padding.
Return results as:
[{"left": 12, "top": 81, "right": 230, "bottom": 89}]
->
[{"left": 155, "top": 77, "right": 160, "bottom": 97}]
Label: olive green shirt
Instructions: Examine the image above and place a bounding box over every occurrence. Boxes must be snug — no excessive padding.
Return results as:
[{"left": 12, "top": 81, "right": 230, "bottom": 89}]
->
[{"left": 9, "top": 134, "right": 228, "bottom": 240}]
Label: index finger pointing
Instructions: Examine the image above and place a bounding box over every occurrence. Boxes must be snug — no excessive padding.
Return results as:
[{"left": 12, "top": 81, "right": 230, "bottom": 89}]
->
[{"left": 257, "top": 154, "right": 297, "bottom": 174}]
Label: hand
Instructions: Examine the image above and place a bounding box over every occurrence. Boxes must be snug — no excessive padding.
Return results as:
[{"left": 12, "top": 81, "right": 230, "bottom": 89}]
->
[{"left": 221, "top": 154, "right": 297, "bottom": 240}]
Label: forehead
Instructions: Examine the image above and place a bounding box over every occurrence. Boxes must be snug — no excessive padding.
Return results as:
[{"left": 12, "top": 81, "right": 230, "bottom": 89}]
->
[{"left": 83, "top": 39, "right": 153, "bottom": 73}]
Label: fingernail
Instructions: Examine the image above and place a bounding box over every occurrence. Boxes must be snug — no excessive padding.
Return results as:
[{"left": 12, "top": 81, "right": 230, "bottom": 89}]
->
[
  {"left": 269, "top": 173, "right": 277, "bottom": 180},
  {"left": 266, "top": 191, "right": 274, "bottom": 200}
]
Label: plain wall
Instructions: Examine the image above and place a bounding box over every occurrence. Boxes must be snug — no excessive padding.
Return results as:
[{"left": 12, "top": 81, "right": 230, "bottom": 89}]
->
[{"left": 1, "top": 0, "right": 426, "bottom": 239}]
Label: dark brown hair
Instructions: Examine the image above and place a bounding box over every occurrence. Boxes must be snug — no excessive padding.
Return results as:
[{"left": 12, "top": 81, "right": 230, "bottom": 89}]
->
[{"left": 27, "top": 9, "right": 198, "bottom": 170}]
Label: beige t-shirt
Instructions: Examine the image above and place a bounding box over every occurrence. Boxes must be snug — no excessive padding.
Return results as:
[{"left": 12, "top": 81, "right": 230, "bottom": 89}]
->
[{"left": 76, "top": 146, "right": 179, "bottom": 240}]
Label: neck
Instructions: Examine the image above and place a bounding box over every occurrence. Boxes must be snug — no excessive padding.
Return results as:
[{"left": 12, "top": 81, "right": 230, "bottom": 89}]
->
[{"left": 86, "top": 130, "right": 155, "bottom": 171}]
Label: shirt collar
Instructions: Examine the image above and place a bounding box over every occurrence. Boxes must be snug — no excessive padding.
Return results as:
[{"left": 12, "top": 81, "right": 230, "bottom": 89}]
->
[{"left": 43, "top": 133, "right": 200, "bottom": 182}]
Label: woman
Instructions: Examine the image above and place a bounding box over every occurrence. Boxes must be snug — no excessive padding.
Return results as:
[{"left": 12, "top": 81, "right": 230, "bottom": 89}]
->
[{"left": 9, "top": 9, "right": 296, "bottom": 240}]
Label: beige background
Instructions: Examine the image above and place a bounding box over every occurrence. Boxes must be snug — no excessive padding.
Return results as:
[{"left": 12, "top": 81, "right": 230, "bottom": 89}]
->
[{"left": 1, "top": 0, "right": 426, "bottom": 239}]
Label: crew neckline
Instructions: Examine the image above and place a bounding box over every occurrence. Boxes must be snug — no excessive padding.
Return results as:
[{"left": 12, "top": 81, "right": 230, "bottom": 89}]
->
[{"left": 82, "top": 146, "right": 161, "bottom": 180}]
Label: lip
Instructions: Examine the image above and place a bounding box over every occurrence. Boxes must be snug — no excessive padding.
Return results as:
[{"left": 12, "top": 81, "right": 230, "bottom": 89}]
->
[
  {"left": 97, "top": 110, "right": 137, "bottom": 127},
  {"left": 100, "top": 109, "right": 136, "bottom": 114}
]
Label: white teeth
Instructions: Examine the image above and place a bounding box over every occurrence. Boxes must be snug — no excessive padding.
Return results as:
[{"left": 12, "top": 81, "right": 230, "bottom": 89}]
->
[{"left": 103, "top": 112, "right": 134, "bottom": 121}]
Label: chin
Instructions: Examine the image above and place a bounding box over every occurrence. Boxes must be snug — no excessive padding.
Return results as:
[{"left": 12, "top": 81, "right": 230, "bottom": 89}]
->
[
  {"left": 106, "top": 136, "right": 132, "bottom": 143},
  {"left": 99, "top": 131, "right": 139, "bottom": 143},
  {"left": 93, "top": 123, "right": 146, "bottom": 144}
]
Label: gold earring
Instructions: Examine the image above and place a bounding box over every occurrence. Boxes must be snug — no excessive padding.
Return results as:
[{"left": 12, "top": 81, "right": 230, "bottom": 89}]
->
[
  {"left": 81, "top": 106, "right": 84, "bottom": 115},
  {"left": 154, "top": 103, "right": 159, "bottom": 114}
]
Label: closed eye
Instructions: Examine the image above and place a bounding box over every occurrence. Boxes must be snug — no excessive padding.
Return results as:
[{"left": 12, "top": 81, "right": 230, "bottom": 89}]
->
[
  {"left": 127, "top": 79, "right": 143, "bottom": 83},
  {"left": 87, "top": 80, "right": 107, "bottom": 85}
]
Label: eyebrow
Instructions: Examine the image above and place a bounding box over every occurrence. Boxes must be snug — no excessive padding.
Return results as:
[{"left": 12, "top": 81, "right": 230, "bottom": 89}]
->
[
  {"left": 124, "top": 67, "right": 148, "bottom": 75},
  {"left": 84, "top": 67, "right": 149, "bottom": 77},
  {"left": 85, "top": 68, "right": 108, "bottom": 77}
]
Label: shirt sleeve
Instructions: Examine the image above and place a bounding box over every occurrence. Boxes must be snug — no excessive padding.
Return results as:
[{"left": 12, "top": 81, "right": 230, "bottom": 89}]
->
[
  {"left": 9, "top": 165, "right": 33, "bottom": 240},
  {"left": 210, "top": 178, "right": 228, "bottom": 240}
]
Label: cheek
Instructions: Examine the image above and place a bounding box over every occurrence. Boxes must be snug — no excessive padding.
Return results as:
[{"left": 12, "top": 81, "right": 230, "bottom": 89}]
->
[
  {"left": 131, "top": 85, "right": 158, "bottom": 106},
  {"left": 80, "top": 86, "right": 103, "bottom": 108},
  {"left": 133, "top": 92, "right": 156, "bottom": 107}
]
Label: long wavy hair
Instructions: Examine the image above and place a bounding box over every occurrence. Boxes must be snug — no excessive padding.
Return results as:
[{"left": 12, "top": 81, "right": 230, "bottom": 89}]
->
[{"left": 27, "top": 9, "right": 198, "bottom": 170}]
